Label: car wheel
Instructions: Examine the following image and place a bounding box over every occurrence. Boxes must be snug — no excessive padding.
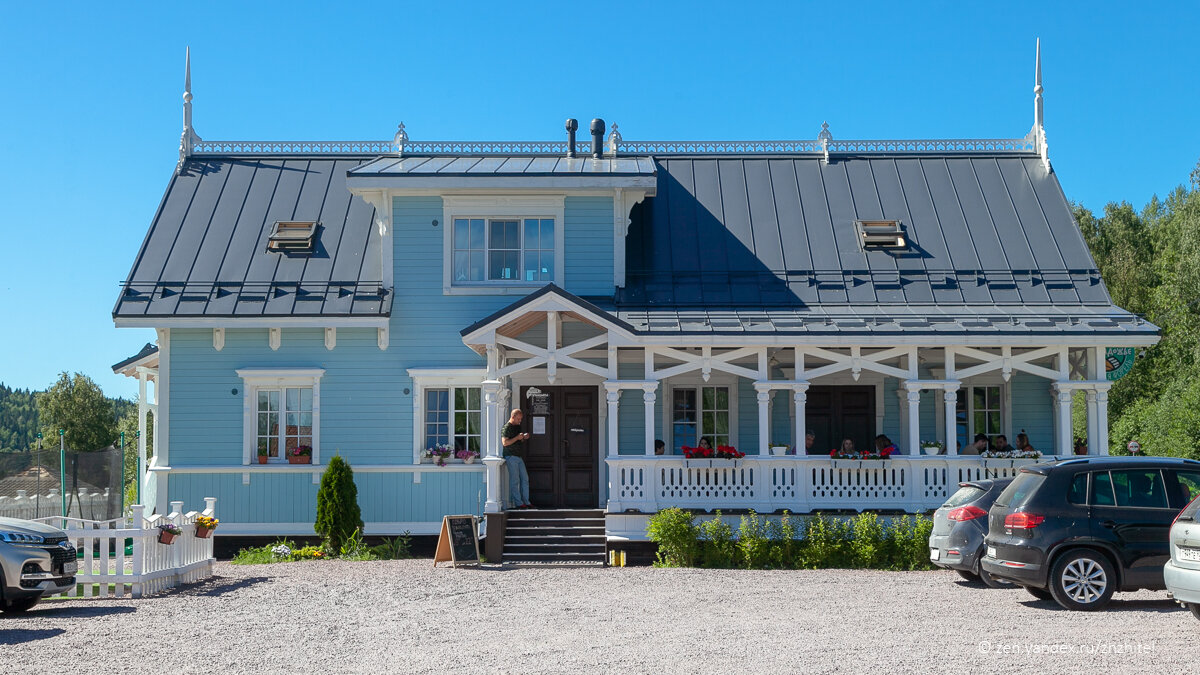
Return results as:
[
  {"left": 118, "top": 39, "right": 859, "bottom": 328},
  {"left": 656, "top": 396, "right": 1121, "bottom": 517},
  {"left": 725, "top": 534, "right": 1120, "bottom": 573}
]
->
[
  {"left": 1, "top": 597, "right": 39, "bottom": 614},
  {"left": 956, "top": 570, "right": 980, "bottom": 583},
  {"left": 1191, "top": 603, "right": 1200, "bottom": 622},
  {"left": 1025, "top": 586, "right": 1054, "bottom": 601},
  {"left": 979, "top": 567, "right": 1011, "bottom": 588},
  {"left": 1049, "top": 549, "right": 1116, "bottom": 611}
]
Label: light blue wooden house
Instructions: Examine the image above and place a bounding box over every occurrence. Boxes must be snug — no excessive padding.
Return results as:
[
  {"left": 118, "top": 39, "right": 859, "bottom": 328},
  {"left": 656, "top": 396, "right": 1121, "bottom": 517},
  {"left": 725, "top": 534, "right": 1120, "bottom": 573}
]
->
[{"left": 113, "top": 50, "right": 1156, "bottom": 560}]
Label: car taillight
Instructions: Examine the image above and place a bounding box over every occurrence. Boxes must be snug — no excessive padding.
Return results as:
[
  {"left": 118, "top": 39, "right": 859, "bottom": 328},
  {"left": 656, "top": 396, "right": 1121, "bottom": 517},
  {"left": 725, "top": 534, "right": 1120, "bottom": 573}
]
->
[
  {"left": 1004, "top": 512, "right": 1045, "bottom": 529},
  {"left": 948, "top": 505, "right": 988, "bottom": 521}
]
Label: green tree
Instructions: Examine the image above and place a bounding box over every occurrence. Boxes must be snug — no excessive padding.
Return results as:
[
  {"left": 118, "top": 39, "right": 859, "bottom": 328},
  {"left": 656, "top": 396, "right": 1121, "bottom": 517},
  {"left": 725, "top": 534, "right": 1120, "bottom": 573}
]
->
[
  {"left": 36, "top": 372, "right": 120, "bottom": 452},
  {"left": 315, "top": 455, "right": 363, "bottom": 552}
]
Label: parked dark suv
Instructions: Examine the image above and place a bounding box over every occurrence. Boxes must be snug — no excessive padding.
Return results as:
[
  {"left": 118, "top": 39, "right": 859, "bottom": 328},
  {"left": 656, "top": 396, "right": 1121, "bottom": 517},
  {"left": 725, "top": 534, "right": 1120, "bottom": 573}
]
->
[{"left": 982, "top": 456, "right": 1200, "bottom": 611}]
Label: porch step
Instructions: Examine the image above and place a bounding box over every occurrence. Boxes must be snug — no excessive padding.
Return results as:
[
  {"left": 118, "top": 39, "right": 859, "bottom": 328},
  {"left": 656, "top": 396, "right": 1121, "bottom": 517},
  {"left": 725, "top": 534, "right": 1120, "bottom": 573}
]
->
[{"left": 502, "top": 509, "right": 607, "bottom": 564}]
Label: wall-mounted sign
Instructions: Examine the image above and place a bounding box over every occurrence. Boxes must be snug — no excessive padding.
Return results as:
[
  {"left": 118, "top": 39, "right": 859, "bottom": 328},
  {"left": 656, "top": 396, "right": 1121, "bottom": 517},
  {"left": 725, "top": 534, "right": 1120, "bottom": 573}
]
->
[
  {"left": 1105, "top": 347, "right": 1136, "bottom": 381},
  {"left": 532, "top": 417, "right": 546, "bottom": 435}
]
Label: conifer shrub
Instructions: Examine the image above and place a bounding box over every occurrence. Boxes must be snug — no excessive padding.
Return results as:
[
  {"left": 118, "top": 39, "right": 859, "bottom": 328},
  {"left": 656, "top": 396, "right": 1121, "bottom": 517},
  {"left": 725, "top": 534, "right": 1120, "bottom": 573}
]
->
[{"left": 315, "top": 454, "right": 363, "bottom": 553}]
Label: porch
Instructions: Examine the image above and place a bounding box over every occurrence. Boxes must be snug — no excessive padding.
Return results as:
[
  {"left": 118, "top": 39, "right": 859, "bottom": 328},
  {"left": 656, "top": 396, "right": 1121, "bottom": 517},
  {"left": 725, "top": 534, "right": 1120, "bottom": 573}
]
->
[{"left": 458, "top": 287, "right": 1139, "bottom": 517}]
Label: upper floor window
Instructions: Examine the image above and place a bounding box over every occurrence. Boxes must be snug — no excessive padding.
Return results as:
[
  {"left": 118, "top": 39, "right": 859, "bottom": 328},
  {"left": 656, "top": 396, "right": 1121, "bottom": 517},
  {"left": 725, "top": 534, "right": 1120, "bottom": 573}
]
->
[
  {"left": 453, "top": 218, "right": 554, "bottom": 283},
  {"left": 442, "top": 196, "right": 565, "bottom": 294}
]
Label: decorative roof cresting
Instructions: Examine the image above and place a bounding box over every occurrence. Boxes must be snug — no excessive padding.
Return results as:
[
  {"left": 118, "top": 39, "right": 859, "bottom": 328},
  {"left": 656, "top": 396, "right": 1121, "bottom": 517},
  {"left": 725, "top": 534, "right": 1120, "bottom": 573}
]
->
[{"left": 175, "top": 47, "right": 202, "bottom": 176}]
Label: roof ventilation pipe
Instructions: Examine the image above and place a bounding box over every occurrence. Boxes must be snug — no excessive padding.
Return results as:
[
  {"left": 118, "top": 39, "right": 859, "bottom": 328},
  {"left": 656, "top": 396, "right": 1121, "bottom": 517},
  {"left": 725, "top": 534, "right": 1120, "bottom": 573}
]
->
[
  {"left": 565, "top": 118, "right": 578, "bottom": 158},
  {"left": 590, "top": 118, "right": 605, "bottom": 158}
]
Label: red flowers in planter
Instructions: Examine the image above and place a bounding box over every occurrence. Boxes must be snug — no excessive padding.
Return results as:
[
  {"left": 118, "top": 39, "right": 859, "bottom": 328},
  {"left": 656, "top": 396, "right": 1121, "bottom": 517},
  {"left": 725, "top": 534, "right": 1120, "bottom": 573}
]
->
[{"left": 682, "top": 445, "right": 745, "bottom": 459}]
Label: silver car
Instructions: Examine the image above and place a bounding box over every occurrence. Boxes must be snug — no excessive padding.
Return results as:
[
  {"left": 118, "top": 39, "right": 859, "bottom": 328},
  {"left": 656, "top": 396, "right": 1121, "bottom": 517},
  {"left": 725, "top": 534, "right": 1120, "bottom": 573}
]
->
[
  {"left": 0, "top": 517, "right": 77, "bottom": 613},
  {"left": 1165, "top": 494, "right": 1200, "bottom": 620}
]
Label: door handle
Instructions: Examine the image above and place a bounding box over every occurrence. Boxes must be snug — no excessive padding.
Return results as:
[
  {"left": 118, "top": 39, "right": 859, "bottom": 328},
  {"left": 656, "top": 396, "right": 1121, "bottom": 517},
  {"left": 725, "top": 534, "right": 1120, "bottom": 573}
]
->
[{"left": 1100, "top": 520, "right": 1116, "bottom": 529}]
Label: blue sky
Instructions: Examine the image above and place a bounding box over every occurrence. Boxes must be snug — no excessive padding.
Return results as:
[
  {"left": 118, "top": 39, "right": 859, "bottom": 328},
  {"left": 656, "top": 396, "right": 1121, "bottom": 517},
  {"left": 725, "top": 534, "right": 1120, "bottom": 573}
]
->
[{"left": 1, "top": 1, "right": 1197, "bottom": 399}]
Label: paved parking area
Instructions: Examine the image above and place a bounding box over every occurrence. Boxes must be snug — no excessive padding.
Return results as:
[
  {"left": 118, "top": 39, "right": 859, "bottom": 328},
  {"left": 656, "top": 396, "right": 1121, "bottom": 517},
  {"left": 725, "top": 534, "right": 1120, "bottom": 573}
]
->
[{"left": 0, "top": 560, "right": 1191, "bottom": 673}]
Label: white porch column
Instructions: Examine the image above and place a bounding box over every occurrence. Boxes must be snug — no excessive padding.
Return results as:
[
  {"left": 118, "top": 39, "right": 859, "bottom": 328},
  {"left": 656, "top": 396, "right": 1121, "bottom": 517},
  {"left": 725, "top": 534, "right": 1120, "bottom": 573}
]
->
[
  {"left": 943, "top": 385, "right": 959, "bottom": 456},
  {"left": 793, "top": 383, "right": 809, "bottom": 454},
  {"left": 1095, "top": 386, "right": 1110, "bottom": 455},
  {"left": 1053, "top": 384, "right": 1073, "bottom": 456},
  {"left": 904, "top": 383, "right": 921, "bottom": 455},
  {"left": 642, "top": 382, "right": 657, "bottom": 456},
  {"left": 754, "top": 382, "right": 771, "bottom": 455},
  {"left": 481, "top": 379, "right": 503, "bottom": 513},
  {"left": 604, "top": 382, "right": 621, "bottom": 457},
  {"left": 136, "top": 370, "right": 149, "bottom": 502},
  {"left": 1085, "top": 389, "right": 1099, "bottom": 455}
]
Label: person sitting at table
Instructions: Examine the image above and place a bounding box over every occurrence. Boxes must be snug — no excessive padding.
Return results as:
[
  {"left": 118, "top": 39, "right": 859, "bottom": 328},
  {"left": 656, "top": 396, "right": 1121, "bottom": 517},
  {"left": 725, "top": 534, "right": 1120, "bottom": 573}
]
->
[
  {"left": 698, "top": 437, "right": 714, "bottom": 451},
  {"left": 874, "top": 434, "right": 898, "bottom": 457},
  {"left": 962, "top": 433, "right": 990, "bottom": 455},
  {"left": 802, "top": 431, "right": 816, "bottom": 455},
  {"left": 1015, "top": 430, "right": 1036, "bottom": 454},
  {"left": 993, "top": 435, "right": 1011, "bottom": 452},
  {"left": 830, "top": 438, "right": 856, "bottom": 456},
  {"left": 654, "top": 439, "right": 666, "bottom": 455}
]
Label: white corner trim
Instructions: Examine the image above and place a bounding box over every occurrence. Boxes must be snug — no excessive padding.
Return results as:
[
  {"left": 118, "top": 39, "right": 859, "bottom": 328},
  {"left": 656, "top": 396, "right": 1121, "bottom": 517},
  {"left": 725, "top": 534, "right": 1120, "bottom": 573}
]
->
[
  {"left": 213, "top": 327, "right": 225, "bottom": 351},
  {"left": 325, "top": 327, "right": 336, "bottom": 351},
  {"left": 378, "top": 326, "right": 389, "bottom": 350},
  {"left": 269, "top": 327, "right": 281, "bottom": 351}
]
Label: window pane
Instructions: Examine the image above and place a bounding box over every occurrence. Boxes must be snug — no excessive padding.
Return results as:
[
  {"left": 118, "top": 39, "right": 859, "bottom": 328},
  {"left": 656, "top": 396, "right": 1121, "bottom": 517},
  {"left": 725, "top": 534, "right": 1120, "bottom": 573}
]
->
[
  {"left": 540, "top": 251, "right": 554, "bottom": 280},
  {"left": 470, "top": 251, "right": 484, "bottom": 281},
  {"left": 489, "top": 220, "right": 505, "bottom": 248},
  {"left": 286, "top": 388, "right": 299, "bottom": 412},
  {"left": 523, "top": 253, "right": 538, "bottom": 282},
  {"left": 454, "top": 219, "right": 470, "bottom": 249},
  {"left": 268, "top": 437, "right": 278, "bottom": 458},
  {"left": 674, "top": 389, "right": 696, "bottom": 412},
  {"left": 987, "top": 386, "right": 1000, "bottom": 409},
  {"left": 468, "top": 436, "right": 480, "bottom": 453},
  {"left": 257, "top": 390, "right": 270, "bottom": 412},
  {"left": 426, "top": 389, "right": 443, "bottom": 410},
  {"left": 299, "top": 413, "right": 313, "bottom": 435},
  {"left": 467, "top": 412, "right": 480, "bottom": 435},
  {"left": 988, "top": 412, "right": 1001, "bottom": 434},
  {"left": 715, "top": 387, "right": 728, "bottom": 409},
  {"left": 714, "top": 412, "right": 729, "bottom": 435},
  {"left": 506, "top": 221, "right": 519, "bottom": 249},
  {"left": 973, "top": 388, "right": 985, "bottom": 410},
  {"left": 257, "top": 437, "right": 267, "bottom": 456},
  {"left": 1093, "top": 472, "right": 1115, "bottom": 506},
  {"left": 468, "top": 387, "right": 480, "bottom": 409},
  {"left": 298, "top": 434, "right": 312, "bottom": 448},
  {"left": 455, "top": 388, "right": 467, "bottom": 410},
  {"left": 974, "top": 412, "right": 985, "bottom": 436},
  {"left": 267, "top": 413, "right": 279, "bottom": 436},
  {"left": 1067, "top": 473, "right": 1087, "bottom": 505},
  {"left": 541, "top": 219, "right": 554, "bottom": 245},
  {"left": 1112, "top": 470, "right": 1168, "bottom": 508},
  {"left": 1177, "top": 472, "right": 1200, "bottom": 502},
  {"left": 286, "top": 413, "right": 298, "bottom": 435},
  {"left": 702, "top": 388, "right": 715, "bottom": 410},
  {"left": 524, "top": 219, "right": 540, "bottom": 249},
  {"left": 300, "top": 388, "right": 313, "bottom": 411},
  {"left": 257, "top": 413, "right": 269, "bottom": 436},
  {"left": 453, "top": 251, "right": 471, "bottom": 281},
  {"left": 470, "top": 219, "right": 484, "bottom": 249},
  {"left": 702, "top": 412, "right": 714, "bottom": 436},
  {"left": 455, "top": 412, "right": 467, "bottom": 435}
]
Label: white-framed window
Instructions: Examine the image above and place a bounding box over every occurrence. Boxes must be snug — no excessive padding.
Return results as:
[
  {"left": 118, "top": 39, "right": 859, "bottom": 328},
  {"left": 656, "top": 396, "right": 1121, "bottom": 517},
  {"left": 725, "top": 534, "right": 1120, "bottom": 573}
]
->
[
  {"left": 668, "top": 382, "right": 733, "bottom": 453},
  {"left": 236, "top": 368, "right": 324, "bottom": 465},
  {"left": 442, "top": 196, "right": 565, "bottom": 294},
  {"left": 409, "top": 368, "right": 489, "bottom": 464},
  {"left": 451, "top": 218, "right": 555, "bottom": 283},
  {"left": 956, "top": 384, "right": 1003, "bottom": 448}
]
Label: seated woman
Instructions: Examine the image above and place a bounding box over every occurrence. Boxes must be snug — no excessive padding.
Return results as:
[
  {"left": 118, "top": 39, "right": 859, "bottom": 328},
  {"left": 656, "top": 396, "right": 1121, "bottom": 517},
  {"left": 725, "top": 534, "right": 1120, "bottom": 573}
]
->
[
  {"left": 873, "top": 434, "right": 898, "bottom": 457},
  {"left": 698, "top": 436, "right": 714, "bottom": 451},
  {"left": 1015, "top": 431, "right": 1036, "bottom": 454},
  {"left": 830, "top": 438, "right": 856, "bottom": 456}
]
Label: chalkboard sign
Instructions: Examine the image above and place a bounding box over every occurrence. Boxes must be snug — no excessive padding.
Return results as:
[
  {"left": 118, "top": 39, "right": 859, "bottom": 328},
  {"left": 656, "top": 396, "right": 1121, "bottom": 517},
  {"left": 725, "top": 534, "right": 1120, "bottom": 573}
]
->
[{"left": 433, "top": 515, "right": 480, "bottom": 567}]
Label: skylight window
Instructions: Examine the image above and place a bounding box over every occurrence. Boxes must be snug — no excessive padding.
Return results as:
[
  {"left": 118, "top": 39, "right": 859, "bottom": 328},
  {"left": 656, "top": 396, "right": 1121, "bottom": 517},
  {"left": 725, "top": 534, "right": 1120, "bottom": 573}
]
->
[
  {"left": 855, "top": 220, "right": 906, "bottom": 249},
  {"left": 267, "top": 221, "right": 318, "bottom": 253}
]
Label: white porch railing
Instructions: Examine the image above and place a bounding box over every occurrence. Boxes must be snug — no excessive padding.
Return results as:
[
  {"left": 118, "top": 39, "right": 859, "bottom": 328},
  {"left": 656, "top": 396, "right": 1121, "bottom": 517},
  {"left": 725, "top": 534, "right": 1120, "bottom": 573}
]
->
[
  {"left": 607, "top": 457, "right": 1044, "bottom": 514},
  {"left": 33, "top": 498, "right": 217, "bottom": 598}
]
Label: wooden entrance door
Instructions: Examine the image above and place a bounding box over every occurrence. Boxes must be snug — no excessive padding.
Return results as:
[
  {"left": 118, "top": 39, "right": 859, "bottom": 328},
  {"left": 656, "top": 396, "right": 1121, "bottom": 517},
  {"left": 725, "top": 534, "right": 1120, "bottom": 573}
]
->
[
  {"left": 805, "top": 386, "right": 875, "bottom": 455},
  {"left": 520, "top": 386, "right": 599, "bottom": 508}
]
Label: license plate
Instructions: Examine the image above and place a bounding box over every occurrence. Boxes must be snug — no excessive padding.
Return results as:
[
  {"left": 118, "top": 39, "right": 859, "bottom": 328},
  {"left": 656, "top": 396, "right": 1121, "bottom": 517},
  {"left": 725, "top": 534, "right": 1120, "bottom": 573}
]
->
[
  {"left": 62, "top": 561, "right": 77, "bottom": 576},
  {"left": 987, "top": 546, "right": 997, "bottom": 559},
  {"left": 930, "top": 548, "right": 941, "bottom": 561},
  {"left": 1180, "top": 546, "right": 1200, "bottom": 563}
]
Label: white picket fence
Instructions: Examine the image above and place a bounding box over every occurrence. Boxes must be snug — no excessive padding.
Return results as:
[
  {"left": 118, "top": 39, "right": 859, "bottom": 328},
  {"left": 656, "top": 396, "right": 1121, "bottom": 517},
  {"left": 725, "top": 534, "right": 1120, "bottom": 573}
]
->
[
  {"left": 34, "top": 498, "right": 217, "bottom": 598},
  {"left": 0, "top": 489, "right": 114, "bottom": 520}
]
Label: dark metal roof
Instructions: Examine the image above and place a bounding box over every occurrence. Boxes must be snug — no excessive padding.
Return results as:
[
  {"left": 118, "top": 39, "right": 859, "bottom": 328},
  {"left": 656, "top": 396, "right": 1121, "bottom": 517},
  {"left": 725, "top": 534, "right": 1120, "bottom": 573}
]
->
[
  {"left": 621, "top": 156, "right": 1113, "bottom": 309},
  {"left": 349, "top": 155, "right": 656, "bottom": 177},
  {"left": 111, "top": 343, "right": 159, "bottom": 372},
  {"left": 114, "top": 157, "right": 386, "bottom": 319}
]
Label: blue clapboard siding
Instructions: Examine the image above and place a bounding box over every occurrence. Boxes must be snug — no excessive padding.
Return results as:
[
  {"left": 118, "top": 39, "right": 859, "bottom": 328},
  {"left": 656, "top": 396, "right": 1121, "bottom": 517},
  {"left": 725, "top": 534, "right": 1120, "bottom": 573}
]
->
[
  {"left": 883, "top": 378, "right": 900, "bottom": 441},
  {"left": 737, "top": 378, "right": 757, "bottom": 452},
  {"left": 167, "top": 470, "right": 485, "bottom": 524},
  {"left": 564, "top": 196, "right": 614, "bottom": 295},
  {"left": 1009, "top": 372, "right": 1054, "bottom": 453},
  {"left": 770, "top": 391, "right": 791, "bottom": 448},
  {"left": 617, "top": 362, "right": 644, "bottom": 454}
]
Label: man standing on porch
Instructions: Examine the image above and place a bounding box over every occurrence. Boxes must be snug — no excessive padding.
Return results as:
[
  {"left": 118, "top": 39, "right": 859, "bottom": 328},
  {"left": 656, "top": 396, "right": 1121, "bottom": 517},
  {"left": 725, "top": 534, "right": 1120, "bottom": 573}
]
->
[{"left": 502, "top": 409, "right": 533, "bottom": 509}]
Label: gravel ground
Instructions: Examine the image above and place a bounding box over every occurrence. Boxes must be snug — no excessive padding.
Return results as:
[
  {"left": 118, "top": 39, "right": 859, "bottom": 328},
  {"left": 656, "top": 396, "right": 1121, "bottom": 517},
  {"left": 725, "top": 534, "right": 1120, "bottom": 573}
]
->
[{"left": 0, "top": 561, "right": 1191, "bottom": 674}]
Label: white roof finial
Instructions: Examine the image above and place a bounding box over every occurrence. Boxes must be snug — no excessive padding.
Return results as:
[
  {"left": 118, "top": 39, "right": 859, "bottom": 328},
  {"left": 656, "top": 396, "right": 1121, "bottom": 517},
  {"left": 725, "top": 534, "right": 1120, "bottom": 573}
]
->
[
  {"left": 392, "top": 122, "right": 408, "bottom": 154},
  {"left": 818, "top": 121, "right": 833, "bottom": 164},
  {"left": 177, "top": 47, "right": 202, "bottom": 175},
  {"left": 1030, "top": 38, "right": 1049, "bottom": 172}
]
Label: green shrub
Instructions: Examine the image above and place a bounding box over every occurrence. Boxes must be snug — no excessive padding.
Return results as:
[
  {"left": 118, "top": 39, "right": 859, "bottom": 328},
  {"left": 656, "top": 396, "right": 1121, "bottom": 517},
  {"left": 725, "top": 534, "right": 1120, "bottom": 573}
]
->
[
  {"left": 848, "top": 512, "right": 886, "bottom": 568},
  {"left": 698, "top": 512, "right": 736, "bottom": 568},
  {"left": 887, "top": 515, "right": 935, "bottom": 571},
  {"left": 370, "top": 532, "right": 413, "bottom": 560},
  {"left": 231, "top": 545, "right": 275, "bottom": 565},
  {"left": 797, "top": 514, "right": 850, "bottom": 568},
  {"left": 315, "top": 454, "right": 363, "bottom": 553},
  {"left": 646, "top": 507, "right": 700, "bottom": 567},
  {"left": 769, "top": 511, "right": 801, "bottom": 569},
  {"left": 737, "top": 510, "right": 773, "bottom": 569}
]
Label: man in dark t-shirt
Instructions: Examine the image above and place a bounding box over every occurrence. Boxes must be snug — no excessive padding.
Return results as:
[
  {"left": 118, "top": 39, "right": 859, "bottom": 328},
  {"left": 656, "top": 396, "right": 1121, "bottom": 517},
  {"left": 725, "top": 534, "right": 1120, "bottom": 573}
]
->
[{"left": 501, "top": 409, "right": 532, "bottom": 508}]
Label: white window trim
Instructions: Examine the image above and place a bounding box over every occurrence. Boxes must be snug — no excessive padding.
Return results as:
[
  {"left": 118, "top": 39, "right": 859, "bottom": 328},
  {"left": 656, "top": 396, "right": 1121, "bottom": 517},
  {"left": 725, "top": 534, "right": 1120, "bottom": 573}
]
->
[
  {"left": 442, "top": 196, "right": 565, "bottom": 295},
  {"left": 409, "top": 368, "right": 488, "bottom": 464},
  {"left": 662, "top": 374, "right": 740, "bottom": 453},
  {"left": 237, "top": 368, "right": 324, "bottom": 466}
]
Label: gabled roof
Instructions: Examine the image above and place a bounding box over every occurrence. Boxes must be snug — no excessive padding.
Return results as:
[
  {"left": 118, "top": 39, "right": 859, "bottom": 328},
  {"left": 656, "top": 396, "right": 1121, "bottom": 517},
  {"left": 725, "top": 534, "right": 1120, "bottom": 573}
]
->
[
  {"left": 112, "top": 343, "right": 159, "bottom": 375},
  {"left": 113, "top": 156, "right": 387, "bottom": 322},
  {"left": 622, "top": 155, "right": 1108, "bottom": 308}
]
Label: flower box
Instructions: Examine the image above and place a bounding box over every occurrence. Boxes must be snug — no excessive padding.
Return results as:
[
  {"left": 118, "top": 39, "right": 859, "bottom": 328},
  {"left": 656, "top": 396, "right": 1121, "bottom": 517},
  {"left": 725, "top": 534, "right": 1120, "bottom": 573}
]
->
[
  {"left": 158, "top": 531, "right": 177, "bottom": 545},
  {"left": 195, "top": 525, "right": 214, "bottom": 539},
  {"left": 288, "top": 454, "right": 312, "bottom": 464},
  {"left": 831, "top": 459, "right": 862, "bottom": 469},
  {"left": 770, "top": 446, "right": 789, "bottom": 456},
  {"left": 684, "top": 459, "right": 712, "bottom": 469}
]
